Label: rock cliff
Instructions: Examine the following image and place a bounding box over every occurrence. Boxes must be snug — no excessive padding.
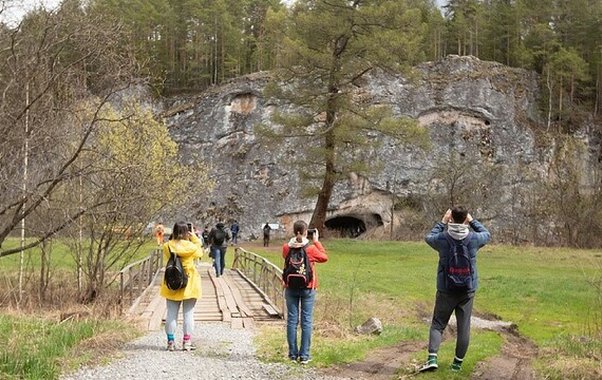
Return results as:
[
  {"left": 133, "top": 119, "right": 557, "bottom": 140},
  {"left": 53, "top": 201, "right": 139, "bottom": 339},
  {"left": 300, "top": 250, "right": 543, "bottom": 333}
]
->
[{"left": 163, "top": 55, "right": 600, "bottom": 241}]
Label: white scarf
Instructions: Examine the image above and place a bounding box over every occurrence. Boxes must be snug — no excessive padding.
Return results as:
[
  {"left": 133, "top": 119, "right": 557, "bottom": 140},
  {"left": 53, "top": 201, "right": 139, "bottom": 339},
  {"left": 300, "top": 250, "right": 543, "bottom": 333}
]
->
[
  {"left": 447, "top": 223, "right": 470, "bottom": 240},
  {"left": 287, "top": 237, "right": 309, "bottom": 248}
]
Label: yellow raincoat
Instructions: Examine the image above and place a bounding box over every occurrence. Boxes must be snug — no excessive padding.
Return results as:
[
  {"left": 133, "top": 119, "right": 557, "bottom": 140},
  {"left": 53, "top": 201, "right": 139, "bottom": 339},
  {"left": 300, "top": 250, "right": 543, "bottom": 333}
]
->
[{"left": 159, "top": 234, "right": 203, "bottom": 301}]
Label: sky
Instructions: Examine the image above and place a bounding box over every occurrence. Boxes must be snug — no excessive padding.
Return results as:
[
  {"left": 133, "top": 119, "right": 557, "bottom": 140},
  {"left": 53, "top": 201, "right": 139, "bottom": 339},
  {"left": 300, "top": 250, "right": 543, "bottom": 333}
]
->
[
  {"left": 4, "top": 0, "right": 447, "bottom": 25},
  {"left": 2, "top": 0, "right": 61, "bottom": 25},
  {"left": 282, "top": 0, "right": 448, "bottom": 6}
]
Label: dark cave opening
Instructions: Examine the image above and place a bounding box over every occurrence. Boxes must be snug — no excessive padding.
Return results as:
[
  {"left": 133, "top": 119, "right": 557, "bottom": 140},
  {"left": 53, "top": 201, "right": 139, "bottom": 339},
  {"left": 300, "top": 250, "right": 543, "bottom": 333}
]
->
[{"left": 325, "top": 214, "right": 383, "bottom": 238}]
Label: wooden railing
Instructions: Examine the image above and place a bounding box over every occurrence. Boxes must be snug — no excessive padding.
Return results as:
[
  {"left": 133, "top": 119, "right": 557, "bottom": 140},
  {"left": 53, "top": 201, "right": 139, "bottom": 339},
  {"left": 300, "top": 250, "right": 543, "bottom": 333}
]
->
[
  {"left": 119, "top": 249, "right": 162, "bottom": 313},
  {"left": 232, "top": 247, "right": 284, "bottom": 317}
]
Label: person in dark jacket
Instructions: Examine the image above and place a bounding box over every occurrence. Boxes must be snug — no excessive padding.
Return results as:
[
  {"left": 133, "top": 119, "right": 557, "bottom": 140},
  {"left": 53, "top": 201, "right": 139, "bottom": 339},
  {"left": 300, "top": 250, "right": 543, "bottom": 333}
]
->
[
  {"left": 230, "top": 220, "right": 240, "bottom": 245},
  {"left": 207, "top": 222, "right": 231, "bottom": 277},
  {"left": 262, "top": 223, "right": 272, "bottom": 247},
  {"left": 419, "top": 206, "right": 491, "bottom": 373}
]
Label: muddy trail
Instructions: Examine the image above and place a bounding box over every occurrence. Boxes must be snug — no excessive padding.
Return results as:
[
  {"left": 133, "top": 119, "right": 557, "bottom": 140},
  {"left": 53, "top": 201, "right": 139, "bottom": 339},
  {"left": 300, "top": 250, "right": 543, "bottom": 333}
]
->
[{"left": 319, "top": 314, "right": 538, "bottom": 380}]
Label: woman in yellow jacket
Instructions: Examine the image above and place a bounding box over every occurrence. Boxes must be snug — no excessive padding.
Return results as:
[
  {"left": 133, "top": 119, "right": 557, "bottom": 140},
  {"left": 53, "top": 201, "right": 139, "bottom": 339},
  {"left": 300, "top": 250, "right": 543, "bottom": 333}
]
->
[{"left": 160, "top": 221, "right": 203, "bottom": 351}]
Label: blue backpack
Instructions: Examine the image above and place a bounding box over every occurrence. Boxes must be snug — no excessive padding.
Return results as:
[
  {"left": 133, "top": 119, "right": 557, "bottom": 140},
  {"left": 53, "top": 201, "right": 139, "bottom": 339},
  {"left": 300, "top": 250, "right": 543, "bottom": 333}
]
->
[{"left": 444, "top": 232, "right": 473, "bottom": 291}]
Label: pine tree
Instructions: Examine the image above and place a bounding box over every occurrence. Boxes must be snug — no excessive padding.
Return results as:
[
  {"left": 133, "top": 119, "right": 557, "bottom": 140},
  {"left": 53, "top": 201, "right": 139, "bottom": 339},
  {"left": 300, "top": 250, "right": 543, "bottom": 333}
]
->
[{"left": 260, "top": 0, "right": 431, "bottom": 231}]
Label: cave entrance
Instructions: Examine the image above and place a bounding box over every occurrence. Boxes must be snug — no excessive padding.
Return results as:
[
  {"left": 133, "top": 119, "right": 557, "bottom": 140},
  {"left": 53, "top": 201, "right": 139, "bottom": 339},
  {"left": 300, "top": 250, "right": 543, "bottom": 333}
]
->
[{"left": 325, "top": 214, "right": 383, "bottom": 238}]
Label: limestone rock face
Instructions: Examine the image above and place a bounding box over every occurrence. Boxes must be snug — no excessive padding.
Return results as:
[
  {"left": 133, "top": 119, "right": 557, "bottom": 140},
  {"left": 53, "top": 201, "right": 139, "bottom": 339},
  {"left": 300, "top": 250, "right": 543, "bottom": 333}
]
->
[{"left": 163, "top": 56, "right": 599, "bottom": 240}]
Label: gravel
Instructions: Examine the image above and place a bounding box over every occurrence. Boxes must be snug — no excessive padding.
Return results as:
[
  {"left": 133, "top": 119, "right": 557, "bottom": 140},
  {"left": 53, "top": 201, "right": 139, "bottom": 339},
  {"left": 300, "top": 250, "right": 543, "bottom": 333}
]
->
[{"left": 60, "top": 323, "right": 351, "bottom": 380}]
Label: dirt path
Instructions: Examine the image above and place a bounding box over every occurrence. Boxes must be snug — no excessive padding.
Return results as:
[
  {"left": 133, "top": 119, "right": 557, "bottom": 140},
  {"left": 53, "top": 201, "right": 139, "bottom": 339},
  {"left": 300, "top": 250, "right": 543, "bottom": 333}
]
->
[
  {"left": 320, "top": 341, "right": 424, "bottom": 380},
  {"left": 471, "top": 330, "right": 538, "bottom": 380},
  {"left": 318, "top": 314, "right": 538, "bottom": 380}
]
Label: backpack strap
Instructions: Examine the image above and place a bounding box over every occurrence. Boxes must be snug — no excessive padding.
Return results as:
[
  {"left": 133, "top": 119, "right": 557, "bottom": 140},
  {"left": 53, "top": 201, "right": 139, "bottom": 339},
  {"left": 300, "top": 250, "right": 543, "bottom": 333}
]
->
[
  {"left": 167, "top": 244, "right": 176, "bottom": 259},
  {"left": 286, "top": 243, "right": 309, "bottom": 257},
  {"left": 462, "top": 231, "right": 473, "bottom": 247},
  {"left": 444, "top": 231, "right": 473, "bottom": 252}
]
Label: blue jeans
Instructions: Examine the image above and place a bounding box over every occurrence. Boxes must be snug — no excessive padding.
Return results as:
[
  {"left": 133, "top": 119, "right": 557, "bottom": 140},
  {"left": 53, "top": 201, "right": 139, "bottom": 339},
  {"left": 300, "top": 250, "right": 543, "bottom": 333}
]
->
[
  {"left": 211, "top": 245, "right": 227, "bottom": 276},
  {"left": 285, "top": 288, "right": 316, "bottom": 361}
]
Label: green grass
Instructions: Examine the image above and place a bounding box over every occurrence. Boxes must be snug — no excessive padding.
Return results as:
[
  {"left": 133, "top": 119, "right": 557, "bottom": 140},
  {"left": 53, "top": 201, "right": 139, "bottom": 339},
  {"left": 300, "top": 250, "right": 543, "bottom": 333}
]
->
[
  {"left": 2, "top": 238, "right": 600, "bottom": 378},
  {"left": 243, "top": 239, "right": 602, "bottom": 376},
  {"left": 0, "top": 314, "right": 139, "bottom": 380},
  {"left": 0, "top": 237, "right": 158, "bottom": 272},
  {"left": 405, "top": 330, "right": 503, "bottom": 379}
]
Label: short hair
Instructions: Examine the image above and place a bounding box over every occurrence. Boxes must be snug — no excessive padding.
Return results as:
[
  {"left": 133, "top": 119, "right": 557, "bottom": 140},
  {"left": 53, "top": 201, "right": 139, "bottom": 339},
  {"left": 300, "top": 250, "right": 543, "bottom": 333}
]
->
[
  {"left": 451, "top": 206, "right": 468, "bottom": 223},
  {"left": 171, "top": 221, "right": 189, "bottom": 240}
]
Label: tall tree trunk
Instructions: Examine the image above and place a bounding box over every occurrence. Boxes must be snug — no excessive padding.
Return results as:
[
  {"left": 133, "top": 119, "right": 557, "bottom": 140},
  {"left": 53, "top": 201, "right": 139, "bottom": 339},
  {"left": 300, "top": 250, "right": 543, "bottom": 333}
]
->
[
  {"left": 309, "top": 129, "right": 336, "bottom": 231},
  {"left": 559, "top": 76, "right": 564, "bottom": 124},
  {"left": 594, "top": 49, "right": 602, "bottom": 117},
  {"left": 213, "top": 14, "right": 218, "bottom": 86},
  {"left": 19, "top": 80, "right": 30, "bottom": 304},
  {"left": 39, "top": 240, "right": 50, "bottom": 301},
  {"left": 594, "top": 65, "right": 600, "bottom": 117},
  {"left": 309, "top": 78, "right": 339, "bottom": 231},
  {"left": 475, "top": 20, "right": 479, "bottom": 57},
  {"left": 547, "top": 66, "right": 552, "bottom": 131},
  {"left": 570, "top": 74, "right": 575, "bottom": 104},
  {"left": 220, "top": 22, "right": 225, "bottom": 84},
  {"left": 506, "top": 29, "right": 510, "bottom": 65}
]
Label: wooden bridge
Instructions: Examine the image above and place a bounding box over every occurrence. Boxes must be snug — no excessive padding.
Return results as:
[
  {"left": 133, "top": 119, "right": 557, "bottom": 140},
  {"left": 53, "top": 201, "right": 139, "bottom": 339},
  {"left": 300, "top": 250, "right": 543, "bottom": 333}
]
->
[{"left": 121, "top": 247, "right": 284, "bottom": 330}]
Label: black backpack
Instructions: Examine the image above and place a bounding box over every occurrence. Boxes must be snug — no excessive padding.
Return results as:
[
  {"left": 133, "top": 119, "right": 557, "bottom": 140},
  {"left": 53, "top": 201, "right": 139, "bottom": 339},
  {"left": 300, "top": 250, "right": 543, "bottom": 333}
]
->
[
  {"left": 213, "top": 228, "right": 226, "bottom": 245},
  {"left": 282, "top": 245, "right": 313, "bottom": 289},
  {"left": 164, "top": 246, "right": 188, "bottom": 290},
  {"left": 444, "top": 232, "right": 473, "bottom": 291}
]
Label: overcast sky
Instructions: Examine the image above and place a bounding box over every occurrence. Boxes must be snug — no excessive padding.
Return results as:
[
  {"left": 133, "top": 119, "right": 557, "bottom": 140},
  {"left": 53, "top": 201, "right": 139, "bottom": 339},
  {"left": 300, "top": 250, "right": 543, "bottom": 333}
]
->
[
  {"left": 4, "top": 0, "right": 447, "bottom": 25},
  {"left": 2, "top": 0, "right": 61, "bottom": 25}
]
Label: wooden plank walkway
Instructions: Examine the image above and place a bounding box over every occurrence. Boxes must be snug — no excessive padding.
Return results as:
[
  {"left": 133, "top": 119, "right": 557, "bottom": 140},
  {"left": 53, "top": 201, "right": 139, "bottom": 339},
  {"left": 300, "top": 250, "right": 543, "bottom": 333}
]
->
[{"left": 130, "top": 261, "right": 282, "bottom": 331}]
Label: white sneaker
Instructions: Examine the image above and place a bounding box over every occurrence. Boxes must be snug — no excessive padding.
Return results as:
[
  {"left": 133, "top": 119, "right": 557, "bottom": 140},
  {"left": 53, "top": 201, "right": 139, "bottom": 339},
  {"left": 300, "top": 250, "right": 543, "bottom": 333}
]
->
[{"left": 182, "top": 340, "right": 197, "bottom": 351}]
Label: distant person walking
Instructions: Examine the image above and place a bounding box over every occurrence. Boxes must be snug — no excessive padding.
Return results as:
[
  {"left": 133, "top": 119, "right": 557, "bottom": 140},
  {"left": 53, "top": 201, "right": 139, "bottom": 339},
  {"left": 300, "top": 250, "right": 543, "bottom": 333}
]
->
[
  {"left": 208, "top": 222, "right": 231, "bottom": 277},
  {"left": 230, "top": 220, "right": 240, "bottom": 245},
  {"left": 263, "top": 223, "right": 271, "bottom": 247},
  {"left": 159, "top": 221, "right": 204, "bottom": 351},
  {"left": 282, "top": 221, "right": 328, "bottom": 364},
  {"left": 419, "top": 206, "right": 491, "bottom": 373},
  {"left": 201, "top": 225, "right": 210, "bottom": 248},
  {"left": 154, "top": 223, "right": 165, "bottom": 245}
]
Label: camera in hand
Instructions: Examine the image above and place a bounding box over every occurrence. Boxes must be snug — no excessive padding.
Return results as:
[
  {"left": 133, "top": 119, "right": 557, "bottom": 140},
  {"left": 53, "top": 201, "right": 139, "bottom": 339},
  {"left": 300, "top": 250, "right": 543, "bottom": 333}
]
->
[
  {"left": 187, "top": 223, "right": 193, "bottom": 232},
  {"left": 307, "top": 228, "right": 317, "bottom": 237}
]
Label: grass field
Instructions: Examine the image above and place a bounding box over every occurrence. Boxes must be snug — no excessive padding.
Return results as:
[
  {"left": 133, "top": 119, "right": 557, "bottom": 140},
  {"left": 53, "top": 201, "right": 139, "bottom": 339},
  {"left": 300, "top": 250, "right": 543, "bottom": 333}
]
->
[
  {"left": 0, "top": 313, "right": 139, "bottom": 380},
  {"left": 0, "top": 238, "right": 157, "bottom": 271},
  {"left": 243, "top": 239, "right": 602, "bottom": 379},
  {"left": 1, "top": 238, "right": 601, "bottom": 379}
]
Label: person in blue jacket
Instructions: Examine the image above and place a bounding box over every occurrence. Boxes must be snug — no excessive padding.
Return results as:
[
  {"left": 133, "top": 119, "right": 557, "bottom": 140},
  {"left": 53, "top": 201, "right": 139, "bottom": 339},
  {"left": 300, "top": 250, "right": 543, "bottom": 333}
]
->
[
  {"left": 230, "top": 220, "right": 240, "bottom": 245},
  {"left": 419, "top": 206, "right": 491, "bottom": 373}
]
